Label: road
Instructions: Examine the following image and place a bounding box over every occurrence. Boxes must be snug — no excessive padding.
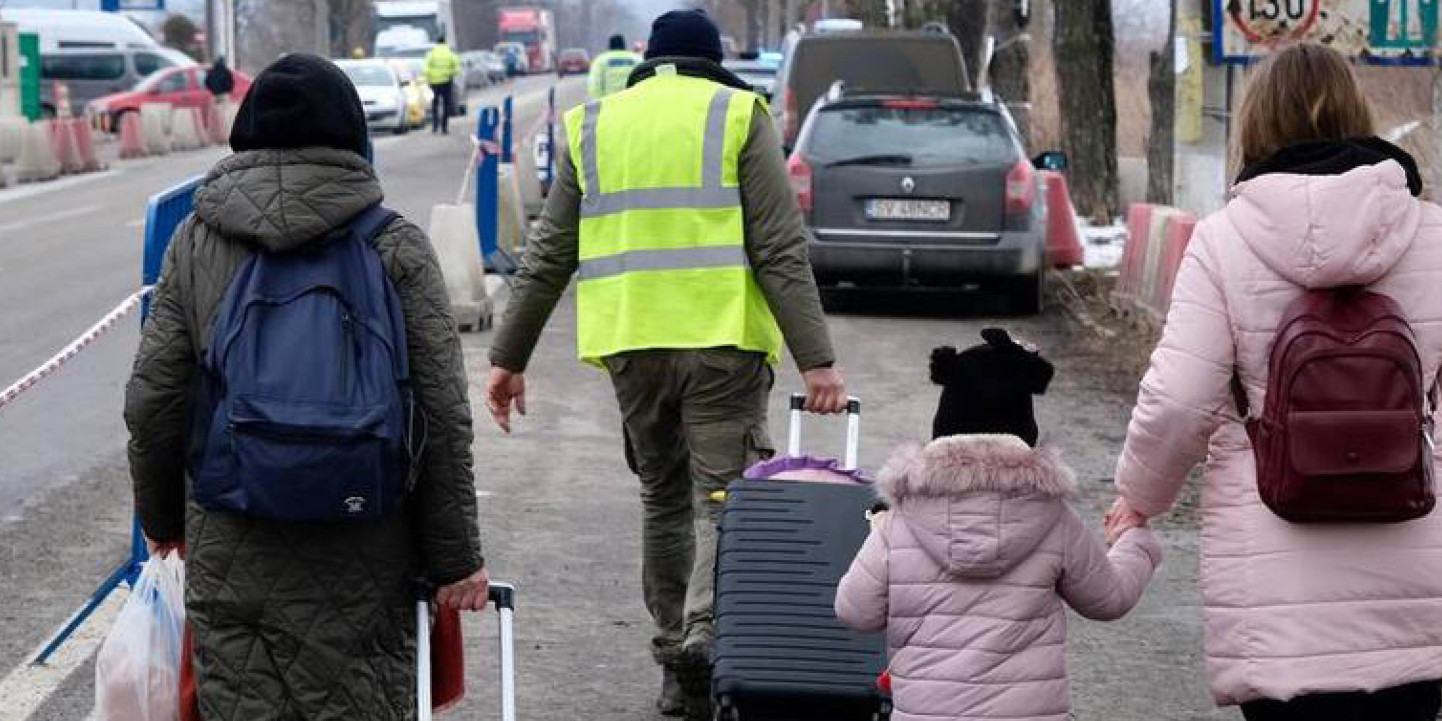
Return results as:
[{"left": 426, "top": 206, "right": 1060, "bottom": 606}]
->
[{"left": 0, "top": 74, "right": 1229, "bottom": 721}]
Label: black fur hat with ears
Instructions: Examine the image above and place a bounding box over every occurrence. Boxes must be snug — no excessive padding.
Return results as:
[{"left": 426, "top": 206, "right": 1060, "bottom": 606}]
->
[{"left": 929, "top": 328, "right": 1055, "bottom": 446}]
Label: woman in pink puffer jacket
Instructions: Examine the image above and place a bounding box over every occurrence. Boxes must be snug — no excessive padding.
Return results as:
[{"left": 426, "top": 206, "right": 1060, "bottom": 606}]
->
[
  {"left": 1109, "top": 44, "right": 1442, "bottom": 720},
  {"left": 835, "top": 330, "right": 1162, "bottom": 721}
]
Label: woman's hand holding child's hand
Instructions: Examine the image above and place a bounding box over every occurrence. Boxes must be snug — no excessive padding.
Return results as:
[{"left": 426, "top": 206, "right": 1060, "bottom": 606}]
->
[{"left": 1104, "top": 497, "right": 1149, "bottom": 547}]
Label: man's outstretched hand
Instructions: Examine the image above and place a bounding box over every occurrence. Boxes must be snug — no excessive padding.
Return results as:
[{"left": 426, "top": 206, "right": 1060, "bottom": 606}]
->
[
  {"left": 802, "top": 366, "right": 848, "bottom": 415},
  {"left": 485, "top": 367, "right": 527, "bottom": 433}
]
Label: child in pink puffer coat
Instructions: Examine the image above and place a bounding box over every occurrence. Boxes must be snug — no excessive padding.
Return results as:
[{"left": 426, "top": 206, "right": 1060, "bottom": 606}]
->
[{"left": 835, "top": 330, "right": 1162, "bottom": 721}]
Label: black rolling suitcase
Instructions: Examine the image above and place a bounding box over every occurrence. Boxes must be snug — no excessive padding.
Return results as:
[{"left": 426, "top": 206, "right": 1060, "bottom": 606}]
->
[{"left": 712, "top": 394, "right": 891, "bottom": 721}]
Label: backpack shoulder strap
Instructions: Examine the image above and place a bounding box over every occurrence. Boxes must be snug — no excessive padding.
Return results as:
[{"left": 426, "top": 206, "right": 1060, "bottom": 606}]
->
[{"left": 348, "top": 204, "right": 399, "bottom": 244}]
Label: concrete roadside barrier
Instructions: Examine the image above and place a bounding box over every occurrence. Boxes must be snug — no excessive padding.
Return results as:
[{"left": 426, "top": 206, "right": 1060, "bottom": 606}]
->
[
  {"left": 68, "top": 118, "right": 104, "bottom": 173},
  {"left": 118, "top": 111, "right": 147, "bottom": 159},
  {"left": 47, "top": 118, "right": 79, "bottom": 174},
  {"left": 16, "top": 121, "right": 61, "bottom": 183},
  {"left": 169, "top": 107, "right": 206, "bottom": 151},
  {"left": 0, "top": 116, "right": 25, "bottom": 163},
  {"left": 428, "top": 202, "right": 494, "bottom": 332},
  {"left": 140, "top": 103, "right": 172, "bottom": 156}
]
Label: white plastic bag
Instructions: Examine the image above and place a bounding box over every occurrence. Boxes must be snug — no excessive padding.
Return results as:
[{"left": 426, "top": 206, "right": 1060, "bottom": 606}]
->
[{"left": 95, "top": 556, "right": 186, "bottom": 721}]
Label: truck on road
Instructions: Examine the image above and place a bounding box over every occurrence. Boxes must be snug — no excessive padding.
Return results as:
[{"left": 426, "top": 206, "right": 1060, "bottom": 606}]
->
[
  {"left": 373, "top": 1, "right": 455, "bottom": 56},
  {"left": 498, "top": 6, "right": 555, "bottom": 74}
]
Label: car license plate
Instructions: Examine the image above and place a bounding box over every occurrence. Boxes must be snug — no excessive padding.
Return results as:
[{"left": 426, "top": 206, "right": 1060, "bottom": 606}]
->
[{"left": 865, "top": 198, "right": 950, "bottom": 222}]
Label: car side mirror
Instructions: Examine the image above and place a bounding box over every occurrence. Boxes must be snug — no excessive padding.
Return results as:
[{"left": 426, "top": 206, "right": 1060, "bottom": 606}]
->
[{"left": 1032, "top": 151, "right": 1067, "bottom": 171}]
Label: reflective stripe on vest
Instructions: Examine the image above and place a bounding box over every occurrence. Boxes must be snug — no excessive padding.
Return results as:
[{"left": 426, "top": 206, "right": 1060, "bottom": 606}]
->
[
  {"left": 564, "top": 73, "right": 783, "bottom": 366},
  {"left": 578, "top": 87, "right": 738, "bottom": 219},
  {"left": 577, "top": 245, "right": 749, "bottom": 281}
]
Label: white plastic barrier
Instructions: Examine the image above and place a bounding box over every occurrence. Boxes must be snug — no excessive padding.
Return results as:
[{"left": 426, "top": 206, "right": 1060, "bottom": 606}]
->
[
  {"left": 169, "top": 107, "right": 206, "bottom": 151},
  {"left": 497, "top": 164, "right": 526, "bottom": 256},
  {"left": 140, "top": 103, "right": 172, "bottom": 156},
  {"left": 15, "top": 121, "right": 60, "bottom": 183},
  {"left": 429, "top": 202, "right": 494, "bottom": 332},
  {"left": 0, "top": 116, "right": 25, "bottom": 163}
]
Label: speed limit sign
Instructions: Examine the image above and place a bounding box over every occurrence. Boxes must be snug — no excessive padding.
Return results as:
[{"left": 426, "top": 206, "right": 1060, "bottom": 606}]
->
[
  {"left": 1227, "top": 0, "right": 1320, "bottom": 44},
  {"left": 1215, "top": 0, "right": 1438, "bottom": 65}
]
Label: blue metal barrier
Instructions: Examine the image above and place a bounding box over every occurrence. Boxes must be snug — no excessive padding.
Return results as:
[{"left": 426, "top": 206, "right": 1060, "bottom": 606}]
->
[
  {"left": 32, "top": 176, "right": 203, "bottom": 666},
  {"left": 476, "top": 105, "right": 501, "bottom": 266}
]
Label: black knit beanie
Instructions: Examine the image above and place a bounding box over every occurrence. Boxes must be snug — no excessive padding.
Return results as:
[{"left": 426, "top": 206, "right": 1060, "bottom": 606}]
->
[
  {"left": 929, "top": 328, "right": 1055, "bottom": 446},
  {"left": 645, "top": 10, "right": 724, "bottom": 63},
  {"left": 609, "top": 34, "right": 627, "bottom": 51},
  {"left": 230, "top": 53, "right": 369, "bottom": 158}
]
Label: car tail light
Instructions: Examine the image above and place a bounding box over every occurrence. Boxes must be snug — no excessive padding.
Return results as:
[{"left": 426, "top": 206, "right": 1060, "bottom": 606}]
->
[
  {"left": 882, "top": 98, "right": 939, "bottom": 109},
  {"left": 1006, "top": 160, "right": 1035, "bottom": 214},
  {"left": 787, "top": 153, "right": 813, "bottom": 213}
]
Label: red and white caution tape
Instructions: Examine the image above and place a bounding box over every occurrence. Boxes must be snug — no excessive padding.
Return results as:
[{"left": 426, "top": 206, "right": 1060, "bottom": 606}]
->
[{"left": 0, "top": 286, "right": 152, "bottom": 413}]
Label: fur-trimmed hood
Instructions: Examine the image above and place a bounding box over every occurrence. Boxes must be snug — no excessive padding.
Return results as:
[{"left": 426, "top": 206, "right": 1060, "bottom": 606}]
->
[{"left": 878, "top": 435, "right": 1077, "bottom": 578}]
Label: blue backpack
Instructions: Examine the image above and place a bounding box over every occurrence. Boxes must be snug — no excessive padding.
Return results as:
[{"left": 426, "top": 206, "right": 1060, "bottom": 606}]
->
[{"left": 189, "top": 205, "right": 417, "bottom": 522}]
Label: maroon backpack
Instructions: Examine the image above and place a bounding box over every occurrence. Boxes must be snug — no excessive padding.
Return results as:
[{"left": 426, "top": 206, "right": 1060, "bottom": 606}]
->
[{"left": 1236, "top": 288, "right": 1437, "bottom": 523}]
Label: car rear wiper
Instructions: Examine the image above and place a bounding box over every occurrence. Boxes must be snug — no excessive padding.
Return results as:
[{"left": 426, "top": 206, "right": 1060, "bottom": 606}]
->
[{"left": 825, "top": 153, "right": 914, "bottom": 168}]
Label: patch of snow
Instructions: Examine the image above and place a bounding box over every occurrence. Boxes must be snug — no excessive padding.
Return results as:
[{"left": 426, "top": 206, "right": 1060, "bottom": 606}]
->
[{"left": 1080, "top": 219, "right": 1128, "bottom": 270}]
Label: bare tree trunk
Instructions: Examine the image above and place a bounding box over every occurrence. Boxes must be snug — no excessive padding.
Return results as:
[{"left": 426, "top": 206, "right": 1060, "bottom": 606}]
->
[
  {"left": 987, "top": 0, "right": 1030, "bottom": 145},
  {"left": 1146, "top": 0, "right": 1177, "bottom": 205},
  {"left": 1054, "top": 0, "right": 1119, "bottom": 220},
  {"left": 940, "top": 0, "right": 988, "bottom": 88}
]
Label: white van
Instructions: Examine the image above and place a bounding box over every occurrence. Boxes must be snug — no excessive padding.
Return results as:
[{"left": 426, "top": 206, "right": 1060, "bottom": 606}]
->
[{"left": 0, "top": 9, "right": 195, "bottom": 115}]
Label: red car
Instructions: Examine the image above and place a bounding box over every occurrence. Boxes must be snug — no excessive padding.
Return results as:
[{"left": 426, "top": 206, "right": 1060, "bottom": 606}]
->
[
  {"left": 87, "top": 65, "right": 253, "bottom": 133},
  {"left": 558, "top": 48, "right": 591, "bottom": 76}
]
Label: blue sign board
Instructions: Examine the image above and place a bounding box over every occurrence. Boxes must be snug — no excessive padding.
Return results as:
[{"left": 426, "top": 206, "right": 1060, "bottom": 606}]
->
[{"left": 101, "top": 0, "right": 166, "bottom": 10}]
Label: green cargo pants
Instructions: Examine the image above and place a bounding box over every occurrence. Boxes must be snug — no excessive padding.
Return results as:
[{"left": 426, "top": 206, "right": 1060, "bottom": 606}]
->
[{"left": 605, "top": 348, "right": 774, "bottom": 664}]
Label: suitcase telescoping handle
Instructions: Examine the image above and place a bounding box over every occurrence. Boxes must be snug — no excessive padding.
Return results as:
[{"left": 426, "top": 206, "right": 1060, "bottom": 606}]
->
[
  {"left": 417, "top": 582, "right": 518, "bottom": 721},
  {"left": 788, "top": 393, "right": 862, "bottom": 470}
]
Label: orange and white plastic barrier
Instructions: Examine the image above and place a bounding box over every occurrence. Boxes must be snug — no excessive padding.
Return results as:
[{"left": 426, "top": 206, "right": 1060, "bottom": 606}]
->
[
  {"left": 1040, "top": 170, "right": 1084, "bottom": 268},
  {"left": 118, "top": 111, "right": 147, "bottom": 159},
  {"left": 52, "top": 82, "right": 73, "bottom": 119},
  {"left": 67, "top": 118, "right": 104, "bottom": 173},
  {"left": 47, "top": 118, "right": 78, "bottom": 173},
  {"left": 1114, "top": 202, "right": 1198, "bottom": 320}
]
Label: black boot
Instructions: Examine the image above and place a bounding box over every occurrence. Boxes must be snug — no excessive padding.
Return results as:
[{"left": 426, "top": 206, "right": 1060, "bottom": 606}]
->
[
  {"left": 674, "top": 635, "right": 713, "bottom": 721},
  {"left": 658, "top": 665, "right": 686, "bottom": 717}
]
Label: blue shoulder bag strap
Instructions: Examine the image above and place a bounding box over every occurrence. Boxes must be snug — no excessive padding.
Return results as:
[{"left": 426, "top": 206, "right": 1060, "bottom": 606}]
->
[{"left": 346, "top": 204, "right": 430, "bottom": 488}]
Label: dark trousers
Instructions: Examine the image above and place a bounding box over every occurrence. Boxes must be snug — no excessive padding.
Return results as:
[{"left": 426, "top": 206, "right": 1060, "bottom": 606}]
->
[
  {"left": 430, "top": 82, "right": 453, "bottom": 133},
  {"left": 1240, "top": 680, "right": 1442, "bottom": 721},
  {"left": 605, "top": 348, "right": 774, "bottom": 663}
]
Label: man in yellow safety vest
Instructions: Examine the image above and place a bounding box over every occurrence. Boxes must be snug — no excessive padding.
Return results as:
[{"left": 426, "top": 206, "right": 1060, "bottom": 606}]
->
[
  {"left": 485, "top": 9, "right": 844, "bottom": 719},
  {"left": 424, "top": 36, "right": 461, "bottom": 133},
  {"left": 587, "top": 33, "right": 643, "bottom": 99}
]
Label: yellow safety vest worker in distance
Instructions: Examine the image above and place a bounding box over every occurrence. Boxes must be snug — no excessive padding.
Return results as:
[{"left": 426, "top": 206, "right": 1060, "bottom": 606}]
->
[
  {"left": 564, "top": 67, "right": 783, "bottom": 367},
  {"left": 587, "top": 50, "right": 643, "bottom": 99},
  {"left": 424, "top": 43, "right": 461, "bottom": 85}
]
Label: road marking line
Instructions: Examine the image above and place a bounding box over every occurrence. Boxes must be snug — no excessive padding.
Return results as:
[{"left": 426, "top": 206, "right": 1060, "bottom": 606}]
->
[
  {"left": 0, "top": 585, "right": 128, "bottom": 721},
  {"left": 0, "top": 171, "right": 120, "bottom": 207},
  {"left": 0, "top": 205, "right": 102, "bottom": 234}
]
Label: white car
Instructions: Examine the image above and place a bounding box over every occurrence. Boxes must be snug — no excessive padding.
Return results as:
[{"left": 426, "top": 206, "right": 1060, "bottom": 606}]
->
[{"left": 335, "top": 59, "right": 410, "bottom": 135}]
